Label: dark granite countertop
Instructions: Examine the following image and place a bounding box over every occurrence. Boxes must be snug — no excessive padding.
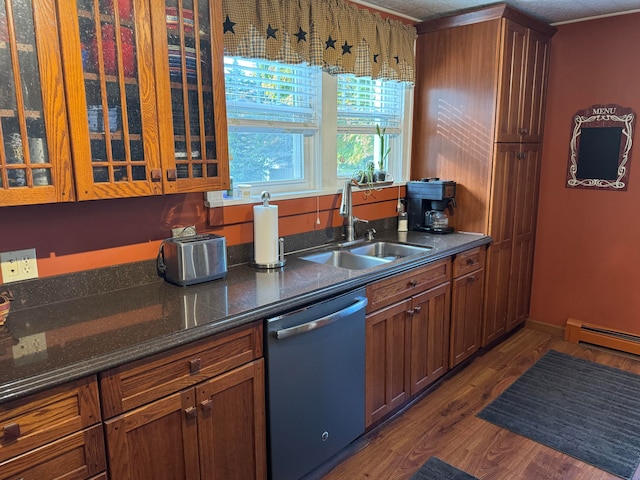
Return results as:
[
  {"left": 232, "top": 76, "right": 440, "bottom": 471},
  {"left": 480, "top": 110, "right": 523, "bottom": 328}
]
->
[{"left": 0, "top": 231, "right": 490, "bottom": 404}]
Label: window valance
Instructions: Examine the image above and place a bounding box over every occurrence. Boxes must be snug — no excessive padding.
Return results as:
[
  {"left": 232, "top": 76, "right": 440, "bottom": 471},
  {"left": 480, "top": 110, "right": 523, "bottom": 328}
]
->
[{"left": 221, "top": 0, "right": 417, "bottom": 83}]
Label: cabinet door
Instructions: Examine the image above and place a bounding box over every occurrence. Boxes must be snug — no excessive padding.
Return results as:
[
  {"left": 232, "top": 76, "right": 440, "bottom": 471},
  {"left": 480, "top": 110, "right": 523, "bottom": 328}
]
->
[
  {"left": 105, "top": 388, "right": 200, "bottom": 480},
  {"left": 151, "top": 0, "right": 229, "bottom": 194},
  {"left": 450, "top": 268, "right": 484, "bottom": 367},
  {"left": 0, "top": 425, "right": 106, "bottom": 480},
  {"left": 507, "top": 144, "right": 541, "bottom": 331},
  {"left": 0, "top": 0, "right": 74, "bottom": 205},
  {"left": 197, "top": 360, "right": 267, "bottom": 480},
  {"left": 520, "top": 30, "right": 550, "bottom": 143},
  {"left": 59, "top": 0, "right": 163, "bottom": 200},
  {"left": 409, "top": 282, "right": 450, "bottom": 396},
  {"left": 365, "top": 299, "right": 411, "bottom": 428},
  {"left": 483, "top": 144, "right": 517, "bottom": 346},
  {"left": 495, "top": 19, "right": 527, "bottom": 143}
]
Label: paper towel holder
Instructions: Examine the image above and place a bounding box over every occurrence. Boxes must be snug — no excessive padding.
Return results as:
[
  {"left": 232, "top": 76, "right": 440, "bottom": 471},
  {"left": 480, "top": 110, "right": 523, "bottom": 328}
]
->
[{"left": 250, "top": 192, "right": 287, "bottom": 269}]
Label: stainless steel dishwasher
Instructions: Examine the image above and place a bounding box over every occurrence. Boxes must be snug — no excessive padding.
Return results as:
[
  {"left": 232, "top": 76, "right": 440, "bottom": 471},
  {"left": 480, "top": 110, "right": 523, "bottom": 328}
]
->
[{"left": 265, "top": 287, "right": 368, "bottom": 480}]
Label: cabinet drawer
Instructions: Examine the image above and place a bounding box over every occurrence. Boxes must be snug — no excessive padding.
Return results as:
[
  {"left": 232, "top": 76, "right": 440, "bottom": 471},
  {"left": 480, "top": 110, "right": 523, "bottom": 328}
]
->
[
  {"left": 0, "top": 424, "right": 106, "bottom": 480},
  {"left": 453, "top": 247, "right": 485, "bottom": 277},
  {"left": 366, "top": 258, "right": 451, "bottom": 313},
  {"left": 0, "top": 376, "right": 100, "bottom": 463},
  {"left": 100, "top": 323, "right": 262, "bottom": 417}
]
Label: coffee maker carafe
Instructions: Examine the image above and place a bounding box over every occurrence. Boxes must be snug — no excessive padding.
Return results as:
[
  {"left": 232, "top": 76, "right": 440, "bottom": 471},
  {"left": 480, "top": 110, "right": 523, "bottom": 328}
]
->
[{"left": 406, "top": 179, "right": 456, "bottom": 234}]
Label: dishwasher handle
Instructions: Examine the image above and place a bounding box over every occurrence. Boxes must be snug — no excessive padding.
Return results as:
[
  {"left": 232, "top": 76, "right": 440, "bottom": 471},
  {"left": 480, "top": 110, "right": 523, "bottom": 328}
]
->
[{"left": 273, "top": 296, "right": 368, "bottom": 340}]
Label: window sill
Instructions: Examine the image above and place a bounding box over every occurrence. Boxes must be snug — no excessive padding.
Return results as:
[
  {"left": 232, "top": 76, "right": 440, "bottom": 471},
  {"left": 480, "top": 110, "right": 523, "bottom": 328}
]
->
[{"left": 204, "top": 181, "right": 406, "bottom": 208}]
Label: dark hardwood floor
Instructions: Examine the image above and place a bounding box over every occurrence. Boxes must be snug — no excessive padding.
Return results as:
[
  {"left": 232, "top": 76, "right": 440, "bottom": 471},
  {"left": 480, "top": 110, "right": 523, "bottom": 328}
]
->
[{"left": 323, "top": 327, "right": 640, "bottom": 480}]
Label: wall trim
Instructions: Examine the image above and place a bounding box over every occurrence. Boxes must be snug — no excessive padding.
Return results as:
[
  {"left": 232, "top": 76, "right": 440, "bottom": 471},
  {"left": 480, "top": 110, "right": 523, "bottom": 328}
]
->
[{"left": 525, "top": 318, "right": 565, "bottom": 337}]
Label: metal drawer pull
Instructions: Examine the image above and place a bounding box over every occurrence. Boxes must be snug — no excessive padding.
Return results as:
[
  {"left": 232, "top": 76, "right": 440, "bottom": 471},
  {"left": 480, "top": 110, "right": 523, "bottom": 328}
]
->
[
  {"left": 201, "top": 399, "right": 213, "bottom": 411},
  {"left": 189, "top": 358, "right": 202, "bottom": 374},
  {"left": 274, "top": 296, "right": 368, "bottom": 340},
  {"left": 3, "top": 422, "right": 21, "bottom": 440},
  {"left": 414, "top": 306, "right": 422, "bottom": 313},
  {"left": 466, "top": 258, "right": 474, "bottom": 265},
  {"left": 184, "top": 406, "right": 197, "bottom": 419},
  {"left": 408, "top": 279, "right": 418, "bottom": 287}
]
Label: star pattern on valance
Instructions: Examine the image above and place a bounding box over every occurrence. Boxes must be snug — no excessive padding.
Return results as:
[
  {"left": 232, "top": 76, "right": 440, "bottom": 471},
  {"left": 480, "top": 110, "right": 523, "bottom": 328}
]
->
[
  {"left": 223, "top": 15, "right": 236, "bottom": 34},
  {"left": 294, "top": 28, "right": 307, "bottom": 43},
  {"left": 266, "top": 24, "right": 278, "bottom": 40},
  {"left": 221, "top": 0, "right": 417, "bottom": 83}
]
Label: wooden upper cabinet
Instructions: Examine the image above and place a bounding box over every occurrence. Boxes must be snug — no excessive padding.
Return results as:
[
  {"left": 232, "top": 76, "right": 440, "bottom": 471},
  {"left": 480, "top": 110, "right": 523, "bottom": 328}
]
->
[
  {"left": 58, "top": 0, "right": 229, "bottom": 201},
  {"left": 151, "top": 0, "right": 229, "bottom": 195},
  {"left": 495, "top": 19, "right": 551, "bottom": 143},
  {"left": 0, "top": 0, "right": 74, "bottom": 206}
]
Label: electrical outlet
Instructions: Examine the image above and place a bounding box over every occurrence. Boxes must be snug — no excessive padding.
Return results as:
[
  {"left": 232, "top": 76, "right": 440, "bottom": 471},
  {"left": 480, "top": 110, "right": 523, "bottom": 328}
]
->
[
  {"left": 0, "top": 248, "right": 39, "bottom": 282},
  {"left": 12, "top": 333, "right": 47, "bottom": 362}
]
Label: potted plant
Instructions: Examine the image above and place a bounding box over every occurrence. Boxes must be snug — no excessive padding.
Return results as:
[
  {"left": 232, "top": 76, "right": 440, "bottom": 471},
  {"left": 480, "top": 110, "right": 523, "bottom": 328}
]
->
[{"left": 376, "top": 124, "right": 390, "bottom": 181}]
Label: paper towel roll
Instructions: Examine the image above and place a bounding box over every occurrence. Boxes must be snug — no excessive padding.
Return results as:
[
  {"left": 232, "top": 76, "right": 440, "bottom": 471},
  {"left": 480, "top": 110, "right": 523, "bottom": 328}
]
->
[{"left": 253, "top": 205, "right": 279, "bottom": 265}]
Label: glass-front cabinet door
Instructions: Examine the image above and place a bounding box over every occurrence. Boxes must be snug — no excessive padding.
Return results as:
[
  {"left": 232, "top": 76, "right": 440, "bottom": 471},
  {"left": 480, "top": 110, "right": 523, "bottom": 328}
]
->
[
  {"left": 152, "top": 0, "right": 229, "bottom": 194},
  {"left": 59, "top": 0, "right": 163, "bottom": 200},
  {"left": 59, "top": 0, "right": 229, "bottom": 200},
  {"left": 0, "top": 0, "right": 74, "bottom": 206}
]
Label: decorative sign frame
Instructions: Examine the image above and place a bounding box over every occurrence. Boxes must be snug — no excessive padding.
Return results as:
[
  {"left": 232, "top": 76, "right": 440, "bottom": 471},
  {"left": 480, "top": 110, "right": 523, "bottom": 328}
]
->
[{"left": 566, "top": 104, "right": 635, "bottom": 191}]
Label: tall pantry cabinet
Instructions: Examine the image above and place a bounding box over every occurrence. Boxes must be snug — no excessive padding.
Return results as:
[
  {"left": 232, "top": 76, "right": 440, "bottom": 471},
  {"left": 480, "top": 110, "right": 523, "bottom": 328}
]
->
[{"left": 411, "top": 4, "right": 556, "bottom": 346}]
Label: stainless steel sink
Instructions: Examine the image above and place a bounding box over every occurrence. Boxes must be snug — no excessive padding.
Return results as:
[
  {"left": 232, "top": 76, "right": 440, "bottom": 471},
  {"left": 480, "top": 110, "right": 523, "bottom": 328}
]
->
[
  {"left": 299, "top": 241, "right": 432, "bottom": 270},
  {"left": 348, "top": 241, "right": 431, "bottom": 260},
  {"left": 300, "top": 250, "right": 391, "bottom": 270}
]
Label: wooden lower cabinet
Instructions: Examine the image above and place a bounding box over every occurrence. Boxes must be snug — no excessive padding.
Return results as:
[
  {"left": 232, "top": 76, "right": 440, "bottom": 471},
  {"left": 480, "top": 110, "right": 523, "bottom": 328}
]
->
[
  {"left": 0, "top": 376, "right": 105, "bottom": 479},
  {"left": 450, "top": 270, "right": 484, "bottom": 367},
  {"left": 105, "top": 360, "right": 266, "bottom": 480},
  {"left": 409, "top": 283, "right": 451, "bottom": 396},
  {"left": 450, "top": 248, "right": 486, "bottom": 368},
  {"left": 365, "top": 299, "right": 411, "bottom": 427},
  {"left": 365, "top": 259, "right": 452, "bottom": 427},
  {"left": 0, "top": 425, "right": 105, "bottom": 480}
]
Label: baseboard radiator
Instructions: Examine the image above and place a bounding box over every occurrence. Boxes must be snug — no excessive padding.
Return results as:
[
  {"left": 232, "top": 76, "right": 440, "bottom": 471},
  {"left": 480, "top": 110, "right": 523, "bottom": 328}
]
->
[{"left": 565, "top": 318, "right": 640, "bottom": 356}]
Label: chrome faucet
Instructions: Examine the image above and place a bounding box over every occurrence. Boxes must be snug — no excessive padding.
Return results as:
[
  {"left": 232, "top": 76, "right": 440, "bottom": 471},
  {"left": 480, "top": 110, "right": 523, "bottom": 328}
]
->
[{"left": 339, "top": 180, "right": 368, "bottom": 242}]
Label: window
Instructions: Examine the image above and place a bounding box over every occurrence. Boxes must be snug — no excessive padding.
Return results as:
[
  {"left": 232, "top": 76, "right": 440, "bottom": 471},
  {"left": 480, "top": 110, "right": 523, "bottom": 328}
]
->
[
  {"left": 224, "top": 57, "right": 320, "bottom": 191},
  {"left": 336, "top": 75, "right": 404, "bottom": 178},
  {"left": 223, "top": 57, "right": 411, "bottom": 197}
]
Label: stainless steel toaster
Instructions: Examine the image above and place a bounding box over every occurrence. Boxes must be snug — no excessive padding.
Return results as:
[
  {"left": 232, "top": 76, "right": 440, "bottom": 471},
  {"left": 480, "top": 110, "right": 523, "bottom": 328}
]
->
[{"left": 157, "top": 234, "right": 227, "bottom": 286}]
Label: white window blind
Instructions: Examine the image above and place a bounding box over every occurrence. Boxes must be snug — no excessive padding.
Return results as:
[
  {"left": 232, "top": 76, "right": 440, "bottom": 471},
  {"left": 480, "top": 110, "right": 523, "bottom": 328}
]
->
[
  {"left": 337, "top": 75, "right": 403, "bottom": 133},
  {"left": 224, "top": 57, "right": 320, "bottom": 128}
]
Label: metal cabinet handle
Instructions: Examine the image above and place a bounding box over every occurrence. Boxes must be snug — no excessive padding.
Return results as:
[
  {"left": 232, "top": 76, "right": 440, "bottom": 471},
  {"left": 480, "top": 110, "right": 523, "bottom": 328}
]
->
[
  {"left": 408, "top": 309, "right": 415, "bottom": 315},
  {"left": 467, "top": 275, "right": 476, "bottom": 284},
  {"left": 408, "top": 279, "right": 418, "bottom": 287},
  {"left": 414, "top": 306, "right": 422, "bottom": 313},
  {"left": 201, "top": 399, "right": 213, "bottom": 411},
  {"left": 519, "top": 127, "right": 529, "bottom": 135},
  {"left": 184, "top": 406, "right": 197, "bottom": 419},
  {"left": 274, "top": 296, "right": 368, "bottom": 340},
  {"left": 189, "top": 358, "right": 201, "bottom": 374},
  {"left": 466, "top": 258, "right": 474, "bottom": 266},
  {"left": 3, "top": 422, "right": 20, "bottom": 441}
]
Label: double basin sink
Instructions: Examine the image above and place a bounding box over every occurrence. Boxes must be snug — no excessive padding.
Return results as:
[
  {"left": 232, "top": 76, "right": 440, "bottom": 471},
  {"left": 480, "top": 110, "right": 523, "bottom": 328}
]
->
[{"left": 299, "top": 241, "right": 432, "bottom": 270}]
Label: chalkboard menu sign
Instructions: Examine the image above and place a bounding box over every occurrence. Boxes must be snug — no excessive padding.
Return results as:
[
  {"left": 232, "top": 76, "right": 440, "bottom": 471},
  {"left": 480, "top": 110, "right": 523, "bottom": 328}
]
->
[{"left": 566, "top": 104, "right": 635, "bottom": 191}]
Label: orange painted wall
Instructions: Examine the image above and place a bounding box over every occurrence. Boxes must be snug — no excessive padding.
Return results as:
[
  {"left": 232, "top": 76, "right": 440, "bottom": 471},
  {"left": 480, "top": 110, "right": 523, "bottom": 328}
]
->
[
  {"left": 0, "top": 187, "right": 403, "bottom": 281},
  {"left": 529, "top": 13, "right": 640, "bottom": 333}
]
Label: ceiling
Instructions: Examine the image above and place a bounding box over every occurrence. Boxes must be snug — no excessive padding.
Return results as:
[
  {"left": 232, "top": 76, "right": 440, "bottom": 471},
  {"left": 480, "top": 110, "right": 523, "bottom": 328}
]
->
[{"left": 357, "top": 0, "right": 640, "bottom": 25}]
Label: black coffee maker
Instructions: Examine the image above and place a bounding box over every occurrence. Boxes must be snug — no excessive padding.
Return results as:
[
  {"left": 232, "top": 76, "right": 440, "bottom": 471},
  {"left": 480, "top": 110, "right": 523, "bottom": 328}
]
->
[{"left": 406, "top": 179, "right": 456, "bottom": 233}]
